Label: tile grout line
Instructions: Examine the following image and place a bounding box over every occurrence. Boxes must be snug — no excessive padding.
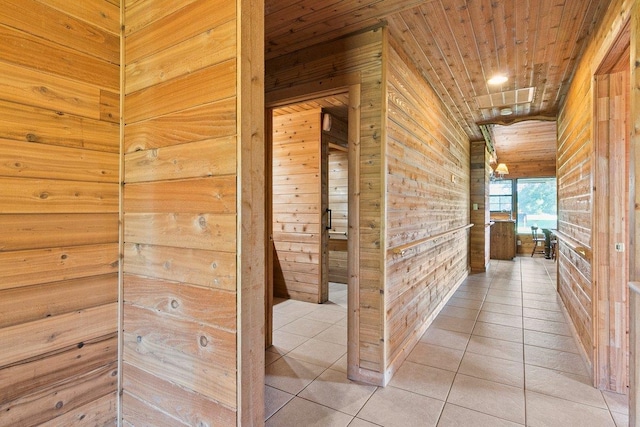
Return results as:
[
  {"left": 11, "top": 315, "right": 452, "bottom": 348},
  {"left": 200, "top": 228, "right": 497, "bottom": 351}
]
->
[
  {"left": 519, "top": 257, "right": 529, "bottom": 427},
  {"left": 435, "top": 263, "right": 491, "bottom": 426}
]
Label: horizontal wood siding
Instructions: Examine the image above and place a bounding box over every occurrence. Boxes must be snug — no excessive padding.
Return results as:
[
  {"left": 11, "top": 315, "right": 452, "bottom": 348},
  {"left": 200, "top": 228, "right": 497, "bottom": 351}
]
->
[
  {"left": 0, "top": 1, "right": 120, "bottom": 425},
  {"left": 470, "top": 141, "right": 490, "bottom": 272},
  {"left": 385, "top": 33, "right": 470, "bottom": 375},
  {"left": 266, "top": 29, "right": 386, "bottom": 377},
  {"left": 556, "top": 0, "right": 633, "bottom": 383},
  {"left": 272, "top": 109, "right": 323, "bottom": 302},
  {"left": 123, "top": 0, "right": 238, "bottom": 423},
  {"left": 329, "top": 149, "right": 349, "bottom": 283}
]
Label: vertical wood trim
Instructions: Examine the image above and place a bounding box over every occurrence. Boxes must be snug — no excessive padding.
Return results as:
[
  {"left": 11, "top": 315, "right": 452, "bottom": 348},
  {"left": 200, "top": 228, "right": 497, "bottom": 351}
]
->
[
  {"left": 593, "top": 74, "right": 610, "bottom": 387},
  {"left": 629, "top": 2, "right": 640, "bottom": 424},
  {"left": 632, "top": 0, "right": 640, "bottom": 300},
  {"left": 237, "top": 0, "right": 265, "bottom": 423},
  {"left": 347, "top": 83, "right": 361, "bottom": 382},
  {"left": 320, "top": 113, "right": 329, "bottom": 303},
  {"left": 117, "top": 2, "right": 125, "bottom": 424},
  {"left": 265, "top": 108, "right": 273, "bottom": 348},
  {"left": 380, "top": 26, "right": 390, "bottom": 383}
]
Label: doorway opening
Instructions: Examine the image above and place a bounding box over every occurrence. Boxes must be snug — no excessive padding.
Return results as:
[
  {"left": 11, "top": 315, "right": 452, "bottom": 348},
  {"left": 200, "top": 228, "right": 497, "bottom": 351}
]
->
[
  {"left": 592, "top": 18, "right": 630, "bottom": 394},
  {"left": 263, "top": 87, "right": 361, "bottom": 420}
]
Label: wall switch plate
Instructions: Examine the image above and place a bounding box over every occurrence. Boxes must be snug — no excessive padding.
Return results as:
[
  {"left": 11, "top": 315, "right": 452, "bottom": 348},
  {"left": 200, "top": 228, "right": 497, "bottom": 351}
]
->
[
  {"left": 517, "top": 240, "right": 522, "bottom": 246},
  {"left": 615, "top": 243, "right": 624, "bottom": 252},
  {"left": 472, "top": 203, "right": 478, "bottom": 210}
]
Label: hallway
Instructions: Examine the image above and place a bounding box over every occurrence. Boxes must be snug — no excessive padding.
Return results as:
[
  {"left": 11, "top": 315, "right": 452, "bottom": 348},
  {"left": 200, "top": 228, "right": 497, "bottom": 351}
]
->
[{"left": 264, "top": 257, "right": 628, "bottom": 426}]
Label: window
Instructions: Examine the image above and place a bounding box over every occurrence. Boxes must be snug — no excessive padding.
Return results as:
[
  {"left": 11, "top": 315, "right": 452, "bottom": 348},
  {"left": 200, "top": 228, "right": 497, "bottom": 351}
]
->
[
  {"left": 516, "top": 178, "right": 557, "bottom": 233},
  {"left": 490, "top": 180, "right": 513, "bottom": 213}
]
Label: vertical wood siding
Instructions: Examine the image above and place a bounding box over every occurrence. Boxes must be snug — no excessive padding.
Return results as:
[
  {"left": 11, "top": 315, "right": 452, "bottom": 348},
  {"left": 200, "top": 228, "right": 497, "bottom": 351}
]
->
[
  {"left": 123, "top": 0, "right": 238, "bottom": 424},
  {"left": 272, "top": 109, "right": 325, "bottom": 302},
  {"left": 385, "top": 34, "right": 471, "bottom": 375},
  {"left": 0, "top": 1, "right": 120, "bottom": 425}
]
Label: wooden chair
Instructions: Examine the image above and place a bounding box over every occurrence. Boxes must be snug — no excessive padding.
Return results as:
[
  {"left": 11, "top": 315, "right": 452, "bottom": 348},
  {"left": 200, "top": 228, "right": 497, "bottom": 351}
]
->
[
  {"left": 530, "top": 226, "right": 546, "bottom": 257},
  {"left": 550, "top": 235, "right": 558, "bottom": 261}
]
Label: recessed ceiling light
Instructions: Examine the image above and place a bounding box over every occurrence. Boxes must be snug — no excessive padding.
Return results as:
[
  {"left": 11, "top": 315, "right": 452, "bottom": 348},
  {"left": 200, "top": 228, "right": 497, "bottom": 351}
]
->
[
  {"left": 500, "top": 107, "right": 513, "bottom": 116},
  {"left": 488, "top": 75, "right": 508, "bottom": 85}
]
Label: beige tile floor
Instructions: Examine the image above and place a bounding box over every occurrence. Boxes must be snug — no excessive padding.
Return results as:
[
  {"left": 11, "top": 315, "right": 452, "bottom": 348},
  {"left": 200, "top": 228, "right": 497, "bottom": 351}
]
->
[{"left": 265, "top": 257, "right": 629, "bottom": 426}]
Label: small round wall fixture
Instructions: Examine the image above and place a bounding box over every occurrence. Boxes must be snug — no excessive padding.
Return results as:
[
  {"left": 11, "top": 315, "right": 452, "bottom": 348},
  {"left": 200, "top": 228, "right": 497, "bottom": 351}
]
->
[{"left": 500, "top": 107, "right": 513, "bottom": 116}]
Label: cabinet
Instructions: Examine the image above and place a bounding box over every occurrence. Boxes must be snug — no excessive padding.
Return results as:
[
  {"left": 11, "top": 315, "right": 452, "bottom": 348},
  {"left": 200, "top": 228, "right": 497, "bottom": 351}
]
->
[{"left": 490, "top": 220, "right": 516, "bottom": 260}]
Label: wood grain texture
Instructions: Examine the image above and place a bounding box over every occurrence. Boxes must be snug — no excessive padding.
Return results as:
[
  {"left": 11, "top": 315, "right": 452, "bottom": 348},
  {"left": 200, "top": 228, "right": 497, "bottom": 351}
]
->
[
  {"left": 122, "top": 304, "right": 236, "bottom": 408},
  {"left": 0, "top": 334, "right": 117, "bottom": 404},
  {"left": 328, "top": 126, "right": 349, "bottom": 283},
  {"left": 0, "top": 23, "right": 119, "bottom": 91},
  {"left": 124, "top": 212, "right": 236, "bottom": 253},
  {"left": 124, "top": 136, "right": 236, "bottom": 183},
  {"left": 125, "top": 59, "right": 236, "bottom": 123},
  {"left": 234, "top": 0, "right": 265, "bottom": 420},
  {"left": 489, "top": 121, "right": 557, "bottom": 179},
  {"left": 470, "top": 141, "right": 491, "bottom": 271},
  {"left": 490, "top": 221, "right": 516, "bottom": 260},
  {"left": 36, "top": 0, "right": 120, "bottom": 35},
  {"left": 0, "top": 0, "right": 119, "bottom": 64},
  {"left": 126, "top": 19, "right": 236, "bottom": 94},
  {"left": 122, "top": 1, "right": 250, "bottom": 419},
  {"left": 0, "top": 138, "right": 119, "bottom": 183},
  {"left": 0, "top": 243, "right": 119, "bottom": 291},
  {"left": 0, "top": 178, "right": 118, "bottom": 214},
  {"left": 123, "top": 243, "right": 236, "bottom": 291},
  {"left": 0, "top": 100, "right": 119, "bottom": 153},
  {"left": 0, "top": 213, "right": 118, "bottom": 251},
  {"left": 0, "top": 1, "right": 120, "bottom": 423},
  {"left": 0, "top": 274, "right": 117, "bottom": 328},
  {"left": 125, "top": 0, "right": 234, "bottom": 63},
  {"left": 124, "top": 176, "right": 236, "bottom": 214},
  {"left": 593, "top": 61, "right": 630, "bottom": 393},
  {"left": 0, "top": 61, "right": 102, "bottom": 120},
  {"left": 631, "top": 4, "right": 640, "bottom": 422},
  {"left": 384, "top": 31, "right": 470, "bottom": 381},
  {"left": 123, "top": 97, "right": 236, "bottom": 153},
  {"left": 124, "top": 274, "right": 236, "bottom": 331},
  {"left": 37, "top": 393, "right": 117, "bottom": 427},
  {"left": 122, "top": 363, "right": 235, "bottom": 426},
  {"left": 0, "top": 303, "right": 117, "bottom": 367},
  {"left": 124, "top": 0, "right": 200, "bottom": 35},
  {"left": 557, "top": 0, "right": 633, "bottom": 392},
  {"left": 266, "top": 28, "right": 385, "bottom": 380},
  {"left": 272, "top": 109, "right": 324, "bottom": 303},
  {"left": 0, "top": 362, "right": 118, "bottom": 427}
]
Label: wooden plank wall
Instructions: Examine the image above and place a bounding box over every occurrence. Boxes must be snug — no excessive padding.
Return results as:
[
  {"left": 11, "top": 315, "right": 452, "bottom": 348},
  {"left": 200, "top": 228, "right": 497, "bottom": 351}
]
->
[
  {"left": 327, "top": 116, "right": 349, "bottom": 283},
  {"left": 470, "top": 141, "right": 491, "bottom": 272},
  {"left": 0, "top": 1, "right": 120, "bottom": 425},
  {"left": 385, "top": 33, "right": 471, "bottom": 377},
  {"left": 272, "top": 108, "right": 325, "bottom": 303},
  {"left": 122, "top": 0, "right": 241, "bottom": 424},
  {"left": 266, "top": 29, "right": 386, "bottom": 378},
  {"left": 557, "top": 0, "right": 633, "bottom": 391}
]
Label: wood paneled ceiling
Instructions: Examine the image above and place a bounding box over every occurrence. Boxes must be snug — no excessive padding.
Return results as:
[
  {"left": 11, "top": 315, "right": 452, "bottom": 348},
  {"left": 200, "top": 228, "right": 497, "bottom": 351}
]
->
[
  {"left": 489, "top": 120, "right": 558, "bottom": 178},
  {"left": 265, "top": 0, "right": 611, "bottom": 141},
  {"left": 271, "top": 94, "right": 349, "bottom": 120}
]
